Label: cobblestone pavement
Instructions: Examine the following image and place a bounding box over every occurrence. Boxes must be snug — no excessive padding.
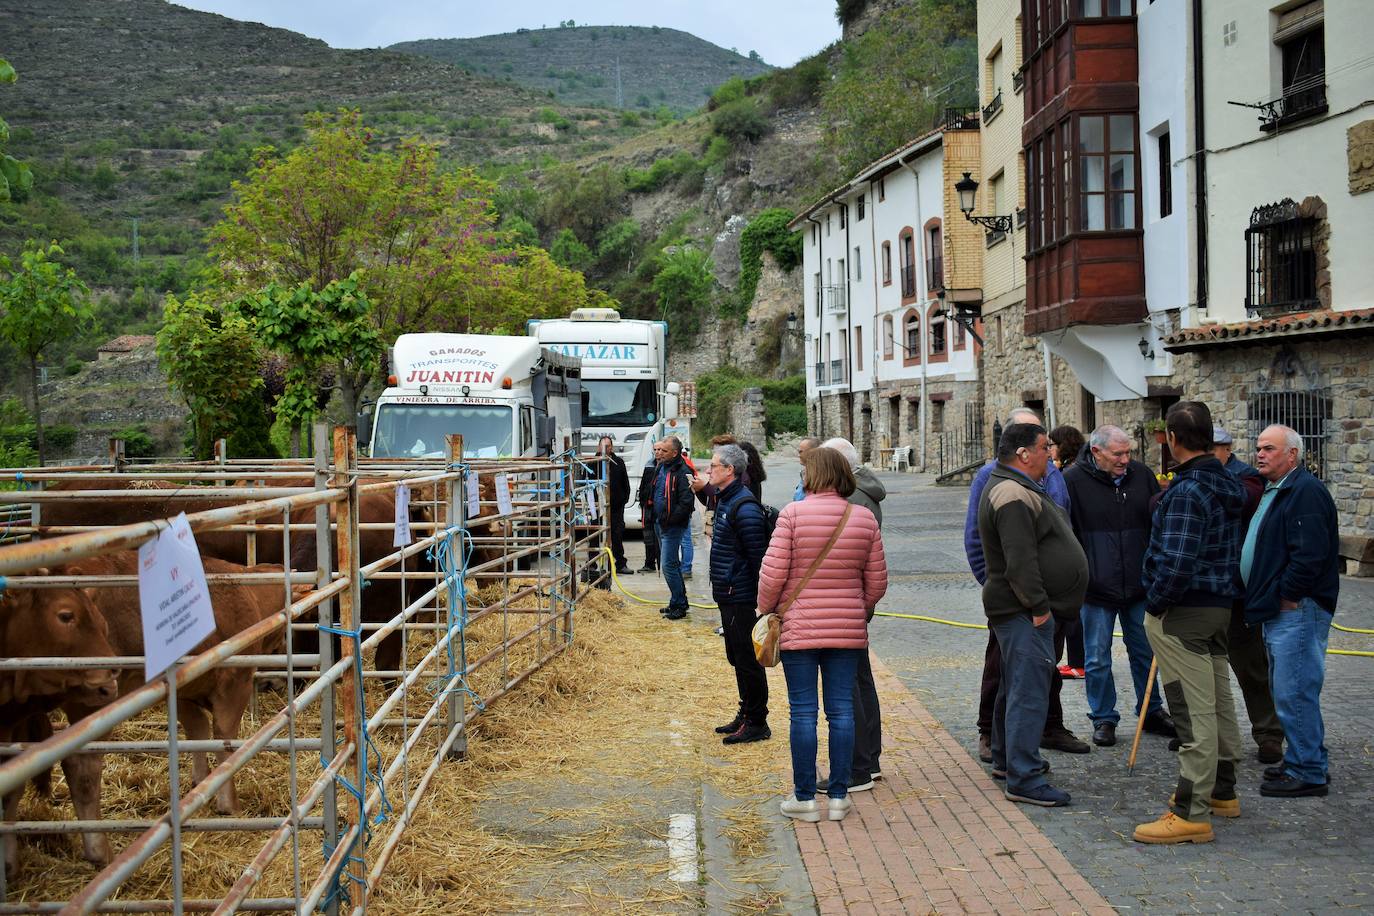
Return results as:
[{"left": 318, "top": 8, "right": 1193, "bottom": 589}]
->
[{"left": 853, "top": 465, "right": 1374, "bottom": 915}]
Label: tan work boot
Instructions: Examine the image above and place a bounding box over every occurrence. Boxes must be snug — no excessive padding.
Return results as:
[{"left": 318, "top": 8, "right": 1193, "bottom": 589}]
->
[
  {"left": 1133, "top": 811, "right": 1215, "bottom": 844},
  {"left": 1169, "top": 793, "right": 1241, "bottom": 818}
]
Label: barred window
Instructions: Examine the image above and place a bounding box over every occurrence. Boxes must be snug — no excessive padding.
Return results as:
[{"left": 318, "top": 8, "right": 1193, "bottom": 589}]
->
[{"left": 1245, "top": 199, "right": 1318, "bottom": 317}]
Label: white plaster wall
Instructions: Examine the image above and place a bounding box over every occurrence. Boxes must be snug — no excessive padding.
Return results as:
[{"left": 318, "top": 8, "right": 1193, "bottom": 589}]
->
[
  {"left": 1138, "top": 0, "right": 1193, "bottom": 319},
  {"left": 1201, "top": 0, "right": 1374, "bottom": 323}
]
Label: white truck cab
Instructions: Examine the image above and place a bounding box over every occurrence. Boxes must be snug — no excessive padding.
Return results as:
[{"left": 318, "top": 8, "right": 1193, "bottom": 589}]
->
[
  {"left": 363, "top": 333, "right": 582, "bottom": 459},
  {"left": 527, "top": 308, "right": 690, "bottom": 527}
]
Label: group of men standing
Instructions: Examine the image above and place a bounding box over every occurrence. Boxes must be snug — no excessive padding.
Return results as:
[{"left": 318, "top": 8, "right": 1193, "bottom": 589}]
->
[{"left": 976, "top": 401, "right": 1339, "bottom": 844}]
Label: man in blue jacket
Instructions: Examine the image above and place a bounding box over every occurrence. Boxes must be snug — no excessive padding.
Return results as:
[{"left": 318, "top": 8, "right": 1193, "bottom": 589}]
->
[
  {"left": 1134, "top": 401, "right": 1246, "bottom": 846},
  {"left": 1062, "top": 426, "right": 1173, "bottom": 748},
  {"left": 965, "top": 408, "right": 1089, "bottom": 761},
  {"left": 1242, "top": 424, "right": 1340, "bottom": 798},
  {"left": 707, "top": 443, "right": 772, "bottom": 745},
  {"left": 651, "top": 437, "right": 696, "bottom": 619}
]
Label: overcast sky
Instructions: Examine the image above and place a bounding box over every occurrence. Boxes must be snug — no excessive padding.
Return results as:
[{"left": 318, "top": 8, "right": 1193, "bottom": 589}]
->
[{"left": 172, "top": 1, "right": 842, "bottom": 68}]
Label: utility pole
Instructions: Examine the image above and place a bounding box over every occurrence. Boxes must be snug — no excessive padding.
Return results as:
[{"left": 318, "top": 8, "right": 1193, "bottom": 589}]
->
[{"left": 615, "top": 57, "right": 623, "bottom": 109}]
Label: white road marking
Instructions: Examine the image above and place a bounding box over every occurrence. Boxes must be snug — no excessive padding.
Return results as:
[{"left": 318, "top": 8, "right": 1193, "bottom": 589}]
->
[{"left": 667, "top": 813, "right": 698, "bottom": 882}]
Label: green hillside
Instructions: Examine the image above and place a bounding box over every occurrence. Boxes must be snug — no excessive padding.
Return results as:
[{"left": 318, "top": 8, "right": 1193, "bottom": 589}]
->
[
  {"left": 389, "top": 25, "right": 772, "bottom": 114},
  {"left": 0, "top": 0, "right": 657, "bottom": 387}
]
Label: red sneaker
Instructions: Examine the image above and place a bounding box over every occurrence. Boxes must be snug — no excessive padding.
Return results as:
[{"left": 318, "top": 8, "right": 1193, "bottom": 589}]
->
[{"left": 1057, "top": 665, "right": 1086, "bottom": 679}]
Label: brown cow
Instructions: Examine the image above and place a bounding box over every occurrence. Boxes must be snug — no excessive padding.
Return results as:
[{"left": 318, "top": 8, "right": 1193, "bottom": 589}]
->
[
  {"left": 38, "top": 471, "right": 510, "bottom": 675},
  {"left": 0, "top": 581, "right": 118, "bottom": 872},
  {"left": 55, "top": 554, "right": 296, "bottom": 864}
]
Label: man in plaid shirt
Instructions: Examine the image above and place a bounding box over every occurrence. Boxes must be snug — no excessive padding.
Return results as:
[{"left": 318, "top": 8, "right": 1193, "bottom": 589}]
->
[{"left": 1134, "top": 401, "right": 1247, "bottom": 846}]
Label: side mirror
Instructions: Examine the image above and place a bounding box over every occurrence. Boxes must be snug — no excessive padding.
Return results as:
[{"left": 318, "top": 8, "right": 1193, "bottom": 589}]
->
[{"left": 356, "top": 407, "right": 374, "bottom": 449}]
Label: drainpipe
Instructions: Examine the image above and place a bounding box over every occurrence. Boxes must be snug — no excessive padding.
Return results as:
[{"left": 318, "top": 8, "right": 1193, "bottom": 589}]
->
[
  {"left": 1192, "top": 0, "right": 1208, "bottom": 318},
  {"left": 843, "top": 199, "right": 856, "bottom": 452},
  {"left": 903, "top": 158, "right": 929, "bottom": 471},
  {"left": 806, "top": 214, "right": 824, "bottom": 438},
  {"left": 1042, "top": 341, "right": 1058, "bottom": 430},
  {"left": 867, "top": 178, "right": 884, "bottom": 456}
]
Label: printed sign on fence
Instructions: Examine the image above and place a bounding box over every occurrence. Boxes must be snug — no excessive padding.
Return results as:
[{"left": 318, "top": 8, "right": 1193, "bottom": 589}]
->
[
  {"left": 494, "top": 473, "right": 514, "bottom": 516},
  {"left": 466, "top": 473, "right": 481, "bottom": 518},
  {"left": 138, "top": 513, "right": 215, "bottom": 681},
  {"left": 394, "top": 483, "right": 412, "bottom": 547}
]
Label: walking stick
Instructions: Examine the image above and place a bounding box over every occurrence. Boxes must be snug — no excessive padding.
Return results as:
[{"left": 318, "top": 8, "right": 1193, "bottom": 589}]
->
[{"left": 1127, "top": 656, "right": 1159, "bottom": 773}]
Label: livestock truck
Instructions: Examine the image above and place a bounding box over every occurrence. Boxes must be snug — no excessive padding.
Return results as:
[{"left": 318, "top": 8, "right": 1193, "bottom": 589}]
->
[
  {"left": 362, "top": 333, "right": 582, "bottom": 460},
  {"left": 527, "top": 308, "right": 689, "bottom": 529}
]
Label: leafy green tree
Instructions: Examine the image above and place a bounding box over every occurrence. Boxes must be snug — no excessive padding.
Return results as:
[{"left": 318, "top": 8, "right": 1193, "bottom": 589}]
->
[
  {"left": 822, "top": 2, "right": 976, "bottom": 172},
  {"left": 836, "top": 0, "right": 870, "bottom": 26},
  {"left": 538, "top": 163, "right": 626, "bottom": 243},
  {"left": 596, "top": 218, "right": 640, "bottom": 272},
  {"left": 712, "top": 99, "right": 772, "bottom": 145},
  {"left": 211, "top": 110, "right": 504, "bottom": 342},
  {"left": 550, "top": 227, "right": 593, "bottom": 272},
  {"left": 235, "top": 272, "right": 383, "bottom": 451},
  {"left": 652, "top": 246, "right": 714, "bottom": 338},
  {"left": 156, "top": 293, "right": 266, "bottom": 459},
  {"left": 736, "top": 208, "right": 802, "bottom": 315},
  {"left": 0, "top": 57, "right": 34, "bottom": 203},
  {"left": 0, "top": 242, "right": 92, "bottom": 464},
  {"left": 466, "top": 246, "right": 609, "bottom": 332}
]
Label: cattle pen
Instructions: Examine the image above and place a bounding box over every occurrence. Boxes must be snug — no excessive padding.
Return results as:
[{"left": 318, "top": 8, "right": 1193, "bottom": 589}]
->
[{"left": 0, "top": 424, "right": 610, "bottom": 914}]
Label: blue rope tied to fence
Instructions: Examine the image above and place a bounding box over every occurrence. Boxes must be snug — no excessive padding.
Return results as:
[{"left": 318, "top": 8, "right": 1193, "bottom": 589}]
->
[
  {"left": 316, "top": 603, "right": 393, "bottom": 908},
  {"left": 427, "top": 521, "right": 485, "bottom": 710}
]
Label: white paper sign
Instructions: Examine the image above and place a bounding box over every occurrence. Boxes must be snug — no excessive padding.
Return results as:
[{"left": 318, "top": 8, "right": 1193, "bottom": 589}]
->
[
  {"left": 464, "top": 477, "right": 480, "bottom": 519},
  {"left": 494, "top": 473, "right": 514, "bottom": 516},
  {"left": 138, "top": 513, "right": 215, "bottom": 681},
  {"left": 585, "top": 489, "right": 600, "bottom": 520},
  {"left": 393, "top": 483, "right": 412, "bottom": 547}
]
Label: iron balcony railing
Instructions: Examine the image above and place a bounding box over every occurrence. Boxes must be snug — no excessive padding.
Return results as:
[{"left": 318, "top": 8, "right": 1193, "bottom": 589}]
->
[
  {"left": 926, "top": 255, "right": 944, "bottom": 291},
  {"left": 823, "top": 284, "right": 848, "bottom": 314},
  {"left": 899, "top": 264, "right": 917, "bottom": 299},
  {"left": 1260, "top": 80, "right": 1328, "bottom": 132},
  {"left": 829, "top": 359, "right": 847, "bottom": 386},
  {"left": 982, "top": 89, "right": 1004, "bottom": 123}
]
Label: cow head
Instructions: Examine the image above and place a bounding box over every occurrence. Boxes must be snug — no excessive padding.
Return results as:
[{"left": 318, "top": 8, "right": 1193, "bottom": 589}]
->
[{"left": 0, "top": 573, "right": 119, "bottom": 706}]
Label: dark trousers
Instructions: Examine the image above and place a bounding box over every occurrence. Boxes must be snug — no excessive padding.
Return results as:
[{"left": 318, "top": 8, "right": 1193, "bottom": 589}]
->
[
  {"left": 641, "top": 509, "right": 658, "bottom": 568},
  {"left": 1228, "top": 603, "right": 1284, "bottom": 745},
  {"left": 851, "top": 650, "right": 882, "bottom": 781},
  {"left": 720, "top": 602, "right": 768, "bottom": 726},
  {"left": 979, "top": 627, "right": 1066, "bottom": 736},
  {"left": 608, "top": 503, "right": 627, "bottom": 571},
  {"left": 990, "top": 615, "right": 1056, "bottom": 794},
  {"left": 1062, "top": 615, "right": 1085, "bottom": 669}
]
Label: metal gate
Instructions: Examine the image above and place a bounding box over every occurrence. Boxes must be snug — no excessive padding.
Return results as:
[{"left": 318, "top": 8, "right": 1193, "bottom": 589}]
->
[
  {"left": 1246, "top": 347, "right": 1331, "bottom": 478},
  {"left": 937, "top": 400, "right": 987, "bottom": 477}
]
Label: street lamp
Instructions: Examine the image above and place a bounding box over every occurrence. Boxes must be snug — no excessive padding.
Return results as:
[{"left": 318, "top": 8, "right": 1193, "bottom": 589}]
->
[
  {"left": 1138, "top": 335, "right": 1155, "bottom": 360},
  {"left": 954, "top": 171, "right": 1013, "bottom": 234},
  {"left": 786, "top": 311, "right": 797, "bottom": 333}
]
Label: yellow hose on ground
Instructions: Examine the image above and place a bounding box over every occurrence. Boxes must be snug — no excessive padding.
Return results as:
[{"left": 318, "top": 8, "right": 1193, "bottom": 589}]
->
[
  {"left": 599, "top": 546, "right": 718, "bottom": 610},
  {"left": 873, "top": 611, "right": 1373, "bottom": 657},
  {"left": 597, "top": 549, "right": 1374, "bottom": 655}
]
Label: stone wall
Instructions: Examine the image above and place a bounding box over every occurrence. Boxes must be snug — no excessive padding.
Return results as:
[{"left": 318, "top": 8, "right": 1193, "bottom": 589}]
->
[
  {"left": 40, "top": 349, "right": 188, "bottom": 460},
  {"left": 1166, "top": 337, "right": 1374, "bottom": 569},
  {"left": 729, "top": 387, "right": 767, "bottom": 446},
  {"left": 980, "top": 298, "right": 1090, "bottom": 438}
]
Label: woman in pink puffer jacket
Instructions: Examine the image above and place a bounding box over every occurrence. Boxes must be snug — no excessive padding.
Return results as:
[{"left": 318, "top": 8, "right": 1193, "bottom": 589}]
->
[{"left": 757, "top": 447, "right": 888, "bottom": 823}]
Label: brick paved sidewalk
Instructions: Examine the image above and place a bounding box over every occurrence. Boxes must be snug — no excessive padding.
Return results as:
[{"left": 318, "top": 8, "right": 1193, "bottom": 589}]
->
[{"left": 793, "top": 653, "right": 1115, "bottom": 915}]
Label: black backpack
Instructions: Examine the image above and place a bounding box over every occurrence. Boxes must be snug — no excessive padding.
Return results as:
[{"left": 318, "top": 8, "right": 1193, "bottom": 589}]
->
[{"left": 735, "top": 493, "right": 780, "bottom": 545}]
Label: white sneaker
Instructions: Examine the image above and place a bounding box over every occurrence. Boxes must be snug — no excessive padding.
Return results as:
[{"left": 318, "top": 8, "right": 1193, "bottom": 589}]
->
[
  {"left": 828, "top": 796, "right": 853, "bottom": 821},
  {"left": 780, "top": 796, "right": 820, "bottom": 823},
  {"left": 848, "top": 779, "right": 875, "bottom": 793}
]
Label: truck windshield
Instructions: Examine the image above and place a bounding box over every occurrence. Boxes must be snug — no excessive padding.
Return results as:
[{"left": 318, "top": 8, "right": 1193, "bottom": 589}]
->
[
  {"left": 371, "top": 404, "right": 514, "bottom": 459},
  {"left": 582, "top": 380, "right": 657, "bottom": 426}
]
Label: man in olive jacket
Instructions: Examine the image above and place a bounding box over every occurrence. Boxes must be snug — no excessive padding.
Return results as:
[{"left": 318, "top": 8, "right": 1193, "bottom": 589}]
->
[{"left": 978, "top": 423, "right": 1088, "bottom": 808}]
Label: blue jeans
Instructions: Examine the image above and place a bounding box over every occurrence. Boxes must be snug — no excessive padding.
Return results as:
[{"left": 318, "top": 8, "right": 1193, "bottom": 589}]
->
[
  {"left": 656, "top": 522, "right": 689, "bottom": 609},
  {"left": 681, "top": 519, "right": 694, "bottom": 573},
  {"left": 1081, "top": 600, "right": 1163, "bottom": 726},
  {"left": 781, "top": 648, "right": 861, "bottom": 801},
  {"left": 1262, "top": 598, "right": 1331, "bottom": 783},
  {"left": 991, "top": 614, "right": 1055, "bottom": 794}
]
